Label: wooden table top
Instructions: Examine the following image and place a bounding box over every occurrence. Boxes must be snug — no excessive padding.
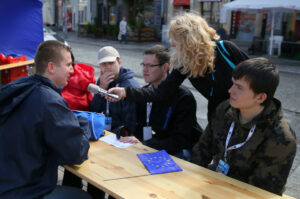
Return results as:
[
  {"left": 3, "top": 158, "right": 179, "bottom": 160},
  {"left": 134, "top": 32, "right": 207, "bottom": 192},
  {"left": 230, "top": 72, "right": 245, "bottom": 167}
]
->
[
  {"left": 0, "top": 60, "right": 34, "bottom": 71},
  {"left": 64, "top": 135, "right": 295, "bottom": 199}
]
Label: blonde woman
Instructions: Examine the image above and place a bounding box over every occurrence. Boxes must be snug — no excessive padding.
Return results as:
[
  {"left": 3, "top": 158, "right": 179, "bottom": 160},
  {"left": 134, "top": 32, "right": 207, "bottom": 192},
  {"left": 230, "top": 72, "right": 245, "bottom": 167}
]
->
[{"left": 108, "top": 13, "right": 248, "bottom": 121}]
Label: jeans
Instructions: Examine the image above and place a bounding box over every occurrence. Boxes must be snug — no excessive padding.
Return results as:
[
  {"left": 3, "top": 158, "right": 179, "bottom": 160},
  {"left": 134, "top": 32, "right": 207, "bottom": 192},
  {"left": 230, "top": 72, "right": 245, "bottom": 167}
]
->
[
  {"left": 174, "top": 149, "right": 192, "bottom": 161},
  {"left": 43, "top": 185, "right": 91, "bottom": 199}
]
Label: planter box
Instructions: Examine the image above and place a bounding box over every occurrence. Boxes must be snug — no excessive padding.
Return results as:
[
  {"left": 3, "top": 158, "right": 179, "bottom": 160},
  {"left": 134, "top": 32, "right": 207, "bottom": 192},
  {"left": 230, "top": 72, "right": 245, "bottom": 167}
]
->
[
  {"left": 78, "top": 24, "right": 88, "bottom": 36},
  {"left": 127, "top": 27, "right": 155, "bottom": 41},
  {"left": 141, "top": 27, "right": 155, "bottom": 41}
]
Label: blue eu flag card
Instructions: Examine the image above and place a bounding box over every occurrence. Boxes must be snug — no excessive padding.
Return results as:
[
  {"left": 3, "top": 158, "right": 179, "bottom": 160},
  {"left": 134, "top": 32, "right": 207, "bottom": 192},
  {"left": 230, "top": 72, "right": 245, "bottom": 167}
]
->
[{"left": 137, "top": 150, "right": 183, "bottom": 175}]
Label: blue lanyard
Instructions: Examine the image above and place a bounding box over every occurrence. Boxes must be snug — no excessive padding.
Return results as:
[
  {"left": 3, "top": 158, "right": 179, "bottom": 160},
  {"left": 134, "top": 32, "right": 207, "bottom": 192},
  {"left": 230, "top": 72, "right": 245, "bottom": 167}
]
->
[
  {"left": 146, "top": 104, "right": 172, "bottom": 130},
  {"left": 162, "top": 106, "right": 172, "bottom": 130},
  {"left": 210, "top": 73, "right": 215, "bottom": 97},
  {"left": 106, "top": 83, "right": 119, "bottom": 115}
]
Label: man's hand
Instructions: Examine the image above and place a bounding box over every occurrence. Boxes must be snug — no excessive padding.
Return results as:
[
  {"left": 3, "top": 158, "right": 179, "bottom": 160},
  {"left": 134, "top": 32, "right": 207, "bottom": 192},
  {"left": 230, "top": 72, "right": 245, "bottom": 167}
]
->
[
  {"left": 106, "top": 87, "right": 126, "bottom": 102},
  {"left": 99, "top": 71, "right": 115, "bottom": 90},
  {"left": 119, "top": 136, "right": 140, "bottom": 144}
]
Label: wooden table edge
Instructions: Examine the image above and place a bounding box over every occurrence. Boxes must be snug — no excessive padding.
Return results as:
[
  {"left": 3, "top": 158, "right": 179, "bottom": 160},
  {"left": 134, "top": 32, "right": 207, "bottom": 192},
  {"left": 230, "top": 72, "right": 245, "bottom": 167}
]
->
[{"left": 0, "top": 60, "right": 34, "bottom": 71}]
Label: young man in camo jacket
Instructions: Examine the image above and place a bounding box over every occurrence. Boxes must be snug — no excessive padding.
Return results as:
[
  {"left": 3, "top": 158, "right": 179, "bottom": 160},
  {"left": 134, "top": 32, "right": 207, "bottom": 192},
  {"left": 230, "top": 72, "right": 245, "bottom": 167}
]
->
[{"left": 192, "top": 57, "right": 296, "bottom": 195}]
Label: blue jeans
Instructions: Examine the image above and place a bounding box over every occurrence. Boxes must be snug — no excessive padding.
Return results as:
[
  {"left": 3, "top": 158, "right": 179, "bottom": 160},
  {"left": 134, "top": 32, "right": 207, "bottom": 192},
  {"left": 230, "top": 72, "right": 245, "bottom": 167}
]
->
[
  {"left": 44, "top": 186, "right": 92, "bottom": 199},
  {"left": 174, "top": 149, "right": 191, "bottom": 161}
]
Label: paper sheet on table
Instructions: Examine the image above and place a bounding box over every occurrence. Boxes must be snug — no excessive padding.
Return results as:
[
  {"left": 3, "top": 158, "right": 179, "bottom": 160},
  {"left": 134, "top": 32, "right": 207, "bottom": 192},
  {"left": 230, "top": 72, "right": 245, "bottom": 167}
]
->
[{"left": 99, "top": 133, "right": 133, "bottom": 148}]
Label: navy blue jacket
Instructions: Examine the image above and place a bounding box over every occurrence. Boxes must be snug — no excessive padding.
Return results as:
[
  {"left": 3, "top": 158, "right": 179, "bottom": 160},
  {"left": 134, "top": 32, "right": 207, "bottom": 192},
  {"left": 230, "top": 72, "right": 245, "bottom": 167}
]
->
[
  {"left": 0, "top": 75, "right": 91, "bottom": 199},
  {"left": 90, "top": 67, "right": 140, "bottom": 133}
]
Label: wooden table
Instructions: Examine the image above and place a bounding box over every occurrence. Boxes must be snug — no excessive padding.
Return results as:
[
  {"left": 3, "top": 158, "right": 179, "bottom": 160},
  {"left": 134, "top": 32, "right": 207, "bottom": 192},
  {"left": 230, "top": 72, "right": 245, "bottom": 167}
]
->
[
  {"left": 0, "top": 60, "right": 34, "bottom": 71},
  {"left": 64, "top": 135, "right": 295, "bottom": 199}
]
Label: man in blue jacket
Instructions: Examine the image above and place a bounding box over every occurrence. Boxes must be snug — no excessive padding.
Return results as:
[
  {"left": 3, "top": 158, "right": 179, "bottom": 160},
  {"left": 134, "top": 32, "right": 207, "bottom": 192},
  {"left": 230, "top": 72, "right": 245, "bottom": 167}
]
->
[
  {"left": 0, "top": 40, "right": 91, "bottom": 199},
  {"left": 63, "top": 46, "right": 140, "bottom": 199},
  {"left": 89, "top": 46, "right": 140, "bottom": 133}
]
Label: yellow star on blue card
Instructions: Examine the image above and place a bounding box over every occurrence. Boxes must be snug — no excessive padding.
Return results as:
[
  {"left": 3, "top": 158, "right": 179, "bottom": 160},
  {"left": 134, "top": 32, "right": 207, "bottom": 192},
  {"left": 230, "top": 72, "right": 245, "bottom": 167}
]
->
[{"left": 137, "top": 150, "right": 182, "bottom": 175}]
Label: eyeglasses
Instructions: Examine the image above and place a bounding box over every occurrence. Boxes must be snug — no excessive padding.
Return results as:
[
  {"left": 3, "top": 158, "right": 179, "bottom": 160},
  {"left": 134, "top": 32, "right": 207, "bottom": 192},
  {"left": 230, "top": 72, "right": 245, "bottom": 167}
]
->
[{"left": 140, "top": 63, "right": 163, "bottom": 69}]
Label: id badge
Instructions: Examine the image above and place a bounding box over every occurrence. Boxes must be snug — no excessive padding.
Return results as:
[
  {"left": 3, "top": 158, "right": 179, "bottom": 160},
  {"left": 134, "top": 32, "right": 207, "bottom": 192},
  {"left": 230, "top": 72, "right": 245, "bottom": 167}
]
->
[
  {"left": 216, "top": 160, "right": 230, "bottom": 175},
  {"left": 143, "top": 126, "right": 152, "bottom": 141}
]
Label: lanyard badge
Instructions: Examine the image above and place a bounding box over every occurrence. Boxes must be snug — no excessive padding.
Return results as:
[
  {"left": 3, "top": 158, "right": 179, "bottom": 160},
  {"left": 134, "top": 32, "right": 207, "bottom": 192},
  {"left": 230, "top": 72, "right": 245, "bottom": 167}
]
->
[
  {"left": 143, "top": 102, "right": 152, "bottom": 141},
  {"left": 216, "top": 160, "right": 230, "bottom": 175},
  {"left": 216, "top": 122, "right": 256, "bottom": 175},
  {"left": 105, "top": 100, "right": 112, "bottom": 131}
]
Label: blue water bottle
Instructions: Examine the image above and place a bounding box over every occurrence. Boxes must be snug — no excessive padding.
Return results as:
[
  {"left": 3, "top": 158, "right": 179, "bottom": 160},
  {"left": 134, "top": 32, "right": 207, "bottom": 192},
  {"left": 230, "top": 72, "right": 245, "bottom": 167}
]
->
[{"left": 105, "top": 114, "right": 112, "bottom": 131}]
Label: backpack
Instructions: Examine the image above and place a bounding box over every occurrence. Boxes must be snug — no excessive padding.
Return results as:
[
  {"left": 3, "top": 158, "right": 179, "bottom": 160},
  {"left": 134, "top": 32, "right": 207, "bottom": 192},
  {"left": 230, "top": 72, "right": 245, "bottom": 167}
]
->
[
  {"left": 210, "top": 40, "right": 236, "bottom": 97},
  {"left": 216, "top": 40, "right": 236, "bottom": 70}
]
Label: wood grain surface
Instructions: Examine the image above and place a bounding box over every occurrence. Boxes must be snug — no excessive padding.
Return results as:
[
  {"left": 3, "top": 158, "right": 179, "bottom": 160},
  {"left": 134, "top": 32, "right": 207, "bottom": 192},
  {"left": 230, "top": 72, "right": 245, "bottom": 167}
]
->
[
  {"left": 64, "top": 134, "right": 295, "bottom": 199},
  {"left": 0, "top": 60, "right": 34, "bottom": 70}
]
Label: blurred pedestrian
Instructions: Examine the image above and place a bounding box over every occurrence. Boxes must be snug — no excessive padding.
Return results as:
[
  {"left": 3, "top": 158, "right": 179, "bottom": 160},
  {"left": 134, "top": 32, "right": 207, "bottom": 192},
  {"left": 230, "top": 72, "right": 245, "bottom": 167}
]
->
[
  {"left": 216, "top": 25, "right": 227, "bottom": 40},
  {"left": 119, "top": 16, "right": 127, "bottom": 44}
]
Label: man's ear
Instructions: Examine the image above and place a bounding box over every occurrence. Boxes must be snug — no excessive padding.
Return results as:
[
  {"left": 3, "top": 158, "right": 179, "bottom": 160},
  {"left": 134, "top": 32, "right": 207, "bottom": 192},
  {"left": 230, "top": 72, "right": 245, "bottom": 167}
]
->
[
  {"left": 117, "top": 58, "right": 121, "bottom": 65},
  {"left": 256, "top": 93, "right": 267, "bottom": 105},
  {"left": 47, "top": 62, "right": 55, "bottom": 75},
  {"left": 162, "top": 63, "right": 169, "bottom": 73}
]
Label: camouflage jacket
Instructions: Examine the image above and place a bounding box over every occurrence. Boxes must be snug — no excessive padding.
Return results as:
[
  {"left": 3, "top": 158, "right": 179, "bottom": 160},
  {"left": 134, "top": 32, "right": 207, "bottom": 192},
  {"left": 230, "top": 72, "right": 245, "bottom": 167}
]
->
[{"left": 192, "top": 99, "right": 296, "bottom": 195}]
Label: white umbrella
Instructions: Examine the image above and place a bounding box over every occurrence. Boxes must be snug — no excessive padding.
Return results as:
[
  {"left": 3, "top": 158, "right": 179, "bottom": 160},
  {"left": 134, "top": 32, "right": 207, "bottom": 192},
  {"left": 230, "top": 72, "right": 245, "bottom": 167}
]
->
[{"left": 221, "top": 0, "right": 300, "bottom": 55}]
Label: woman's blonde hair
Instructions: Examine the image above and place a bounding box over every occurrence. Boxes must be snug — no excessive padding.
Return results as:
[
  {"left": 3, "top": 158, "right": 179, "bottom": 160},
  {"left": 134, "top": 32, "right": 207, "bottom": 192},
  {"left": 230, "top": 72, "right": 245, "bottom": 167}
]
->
[{"left": 168, "top": 12, "right": 220, "bottom": 78}]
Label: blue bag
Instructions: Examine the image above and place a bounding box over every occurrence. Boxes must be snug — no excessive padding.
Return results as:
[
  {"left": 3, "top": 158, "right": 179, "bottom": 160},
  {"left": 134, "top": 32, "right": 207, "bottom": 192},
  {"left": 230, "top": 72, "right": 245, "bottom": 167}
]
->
[{"left": 73, "top": 111, "right": 105, "bottom": 140}]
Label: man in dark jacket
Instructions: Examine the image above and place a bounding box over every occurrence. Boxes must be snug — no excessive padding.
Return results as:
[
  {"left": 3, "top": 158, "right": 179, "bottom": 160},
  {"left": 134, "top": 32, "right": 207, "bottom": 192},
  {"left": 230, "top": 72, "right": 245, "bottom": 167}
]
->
[
  {"left": 89, "top": 46, "right": 140, "bottom": 133},
  {"left": 119, "top": 45, "right": 201, "bottom": 160},
  {"left": 192, "top": 57, "right": 296, "bottom": 195},
  {"left": 64, "top": 46, "right": 140, "bottom": 199},
  {"left": 0, "top": 40, "right": 91, "bottom": 199}
]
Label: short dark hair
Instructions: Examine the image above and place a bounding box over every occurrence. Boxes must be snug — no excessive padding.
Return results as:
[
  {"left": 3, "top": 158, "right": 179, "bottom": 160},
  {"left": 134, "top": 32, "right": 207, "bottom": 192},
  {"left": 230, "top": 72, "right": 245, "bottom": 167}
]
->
[
  {"left": 34, "top": 40, "right": 71, "bottom": 74},
  {"left": 232, "top": 57, "right": 279, "bottom": 106},
  {"left": 144, "top": 45, "right": 170, "bottom": 65}
]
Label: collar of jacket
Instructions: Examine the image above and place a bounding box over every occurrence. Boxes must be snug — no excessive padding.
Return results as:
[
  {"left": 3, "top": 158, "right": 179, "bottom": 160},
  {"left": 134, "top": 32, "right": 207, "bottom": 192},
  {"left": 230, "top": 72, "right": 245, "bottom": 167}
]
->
[
  {"left": 225, "top": 98, "right": 283, "bottom": 129},
  {"left": 33, "top": 74, "right": 61, "bottom": 94}
]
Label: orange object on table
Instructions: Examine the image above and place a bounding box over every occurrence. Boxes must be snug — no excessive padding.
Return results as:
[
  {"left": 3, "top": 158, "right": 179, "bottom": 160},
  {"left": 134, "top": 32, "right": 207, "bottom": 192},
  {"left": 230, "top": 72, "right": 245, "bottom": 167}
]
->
[{"left": 1, "top": 55, "right": 28, "bottom": 85}]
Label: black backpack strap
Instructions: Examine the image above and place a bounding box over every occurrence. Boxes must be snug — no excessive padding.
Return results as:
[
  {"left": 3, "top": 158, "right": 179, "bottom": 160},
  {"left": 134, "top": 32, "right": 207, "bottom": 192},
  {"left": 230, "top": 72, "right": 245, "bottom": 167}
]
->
[{"left": 216, "top": 40, "right": 236, "bottom": 70}]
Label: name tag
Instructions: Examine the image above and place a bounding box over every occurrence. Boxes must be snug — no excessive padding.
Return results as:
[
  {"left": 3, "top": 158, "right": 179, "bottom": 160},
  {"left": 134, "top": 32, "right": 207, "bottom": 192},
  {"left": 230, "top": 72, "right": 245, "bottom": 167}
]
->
[
  {"left": 143, "top": 126, "right": 152, "bottom": 141},
  {"left": 216, "top": 160, "right": 230, "bottom": 175}
]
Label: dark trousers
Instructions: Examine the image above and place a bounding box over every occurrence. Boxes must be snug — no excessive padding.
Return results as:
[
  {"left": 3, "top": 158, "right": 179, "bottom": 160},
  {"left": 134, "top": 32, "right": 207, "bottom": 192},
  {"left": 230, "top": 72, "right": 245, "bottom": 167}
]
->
[
  {"left": 63, "top": 170, "right": 116, "bottom": 199},
  {"left": 120, "top": 34, "right": 127, "bottom": 44}
]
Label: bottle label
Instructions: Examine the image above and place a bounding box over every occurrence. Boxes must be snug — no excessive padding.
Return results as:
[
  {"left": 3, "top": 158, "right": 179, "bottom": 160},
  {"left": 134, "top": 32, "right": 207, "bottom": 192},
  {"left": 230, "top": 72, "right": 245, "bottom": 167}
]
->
[{"left": 105, "top": 116, "right": 112, "bottom": 131}]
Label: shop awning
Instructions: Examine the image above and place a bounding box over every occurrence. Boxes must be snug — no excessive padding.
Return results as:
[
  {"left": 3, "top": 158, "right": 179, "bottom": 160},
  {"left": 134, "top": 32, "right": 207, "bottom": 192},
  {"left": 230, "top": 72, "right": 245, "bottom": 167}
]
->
[
  {"left": 173, "top": 0, "right": 190, "bottom": 6},
  {"left": 221, "top": 0, "right": 300, "bottom": 56}
]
